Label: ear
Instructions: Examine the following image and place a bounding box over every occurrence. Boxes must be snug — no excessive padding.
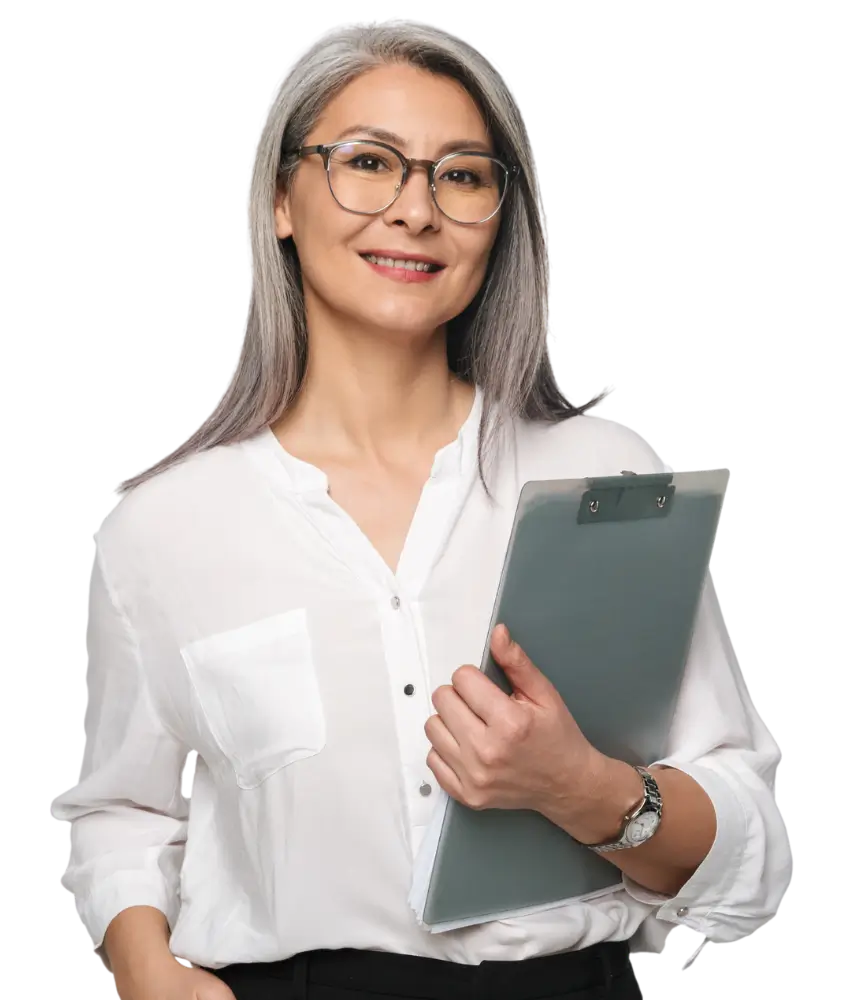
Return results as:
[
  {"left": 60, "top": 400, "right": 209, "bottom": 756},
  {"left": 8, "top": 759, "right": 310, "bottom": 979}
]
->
[{"left": 274, "top": 182, "right": 293, "bottom": 240}]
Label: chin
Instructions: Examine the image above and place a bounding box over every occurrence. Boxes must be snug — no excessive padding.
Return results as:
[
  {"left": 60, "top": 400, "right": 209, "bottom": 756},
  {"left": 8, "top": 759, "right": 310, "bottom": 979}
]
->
[{"left": 355, "top": 305, "right": 447, "bottom": 338}]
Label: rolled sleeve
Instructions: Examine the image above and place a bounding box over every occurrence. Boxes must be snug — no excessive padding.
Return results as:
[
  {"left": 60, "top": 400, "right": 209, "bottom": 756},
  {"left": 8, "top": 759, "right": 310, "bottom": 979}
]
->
[
  {"left": 623, "top": 566, "right": 793, "bottom": 967},
  {"left": 50, "top": 538, "right": 190, "bottom": 972},
  {"left": 79, "top": 865, "right": 184, "bottom": 969}
]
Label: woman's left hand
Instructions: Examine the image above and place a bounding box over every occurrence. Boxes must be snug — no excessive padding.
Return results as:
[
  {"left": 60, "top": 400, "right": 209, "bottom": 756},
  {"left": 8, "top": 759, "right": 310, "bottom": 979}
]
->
[{"left": 425, "top": 624, "right": 614, "bottom": 835}]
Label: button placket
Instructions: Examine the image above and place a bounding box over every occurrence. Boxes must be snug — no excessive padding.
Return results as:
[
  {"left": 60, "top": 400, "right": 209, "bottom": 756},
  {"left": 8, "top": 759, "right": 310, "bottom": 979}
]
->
[{"left": 380, "top": 594, "right": 435, "bottom": 838}]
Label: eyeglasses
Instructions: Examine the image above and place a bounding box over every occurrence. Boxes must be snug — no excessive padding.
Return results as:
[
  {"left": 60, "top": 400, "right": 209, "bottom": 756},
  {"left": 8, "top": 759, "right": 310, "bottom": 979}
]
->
[{"left": 280, "top": 139, "right": 520, "bottom": 225}]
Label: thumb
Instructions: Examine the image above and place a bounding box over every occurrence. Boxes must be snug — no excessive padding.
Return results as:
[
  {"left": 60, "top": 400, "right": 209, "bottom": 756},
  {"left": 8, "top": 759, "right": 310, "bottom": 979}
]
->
[{"left": 490, "top": 624, "right": 555, "bottom": 703}]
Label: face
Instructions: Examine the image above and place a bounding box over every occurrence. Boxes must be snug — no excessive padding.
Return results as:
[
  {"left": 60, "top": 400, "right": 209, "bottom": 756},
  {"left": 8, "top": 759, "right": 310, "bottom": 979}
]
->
[{"left": 274, "top": 63, "right": 503, "bottom": 341}]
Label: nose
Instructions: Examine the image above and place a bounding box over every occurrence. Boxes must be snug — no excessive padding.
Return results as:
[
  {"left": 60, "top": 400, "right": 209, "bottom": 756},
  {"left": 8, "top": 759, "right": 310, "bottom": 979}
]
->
[{"left": 384, "top": 162, "right": 440, "bottom": 231}]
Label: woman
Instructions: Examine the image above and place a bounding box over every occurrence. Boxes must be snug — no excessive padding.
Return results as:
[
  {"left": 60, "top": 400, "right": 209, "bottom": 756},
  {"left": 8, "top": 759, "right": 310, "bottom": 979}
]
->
[{"left": 50, "top": 19, "right": 791, "bottom": 1000}]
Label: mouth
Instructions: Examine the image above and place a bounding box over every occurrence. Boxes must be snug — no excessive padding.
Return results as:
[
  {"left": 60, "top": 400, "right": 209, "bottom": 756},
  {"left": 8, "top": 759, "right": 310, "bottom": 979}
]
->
[{"left": 360, "top": 253, "right": 446, "bottom": 282}]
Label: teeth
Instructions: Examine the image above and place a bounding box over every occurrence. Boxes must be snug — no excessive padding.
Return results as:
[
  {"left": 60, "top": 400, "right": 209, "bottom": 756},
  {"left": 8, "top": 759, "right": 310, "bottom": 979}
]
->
[{"left": 363, "top": 254, "right": 439, "bottom": 272}]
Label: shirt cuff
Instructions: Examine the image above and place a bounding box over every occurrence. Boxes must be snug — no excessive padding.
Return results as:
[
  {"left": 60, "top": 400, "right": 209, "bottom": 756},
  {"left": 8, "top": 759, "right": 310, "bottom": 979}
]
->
[
  {"left": 81, "top": 872, "right": 179, "bottom": 973},
  {"left": 621, "top": 757, "right": 748, "bottom": 968}
]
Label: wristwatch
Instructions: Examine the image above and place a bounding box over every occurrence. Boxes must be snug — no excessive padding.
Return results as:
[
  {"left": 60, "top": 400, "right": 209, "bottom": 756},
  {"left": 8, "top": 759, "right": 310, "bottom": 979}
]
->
[{"left": 587, "top": 765, "right": 663, "bottom": 853}]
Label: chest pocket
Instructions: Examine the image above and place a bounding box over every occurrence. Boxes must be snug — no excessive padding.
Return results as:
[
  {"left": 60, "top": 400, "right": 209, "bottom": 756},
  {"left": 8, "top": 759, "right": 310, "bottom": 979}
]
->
[{"left": 180, "top": 608, "right": 326, "bottom": 789}]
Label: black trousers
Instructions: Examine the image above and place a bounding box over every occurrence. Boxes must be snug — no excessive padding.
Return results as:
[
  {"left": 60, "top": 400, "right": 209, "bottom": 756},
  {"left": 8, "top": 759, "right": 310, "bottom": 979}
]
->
[{"left": 203, "top": 940, "right": 643, "bottom": 999}]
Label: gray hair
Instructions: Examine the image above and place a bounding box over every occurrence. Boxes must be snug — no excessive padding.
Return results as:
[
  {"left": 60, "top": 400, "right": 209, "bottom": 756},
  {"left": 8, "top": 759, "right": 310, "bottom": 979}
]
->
[{"left": 117, "top": 18, "right": 607, "bottom": 495}]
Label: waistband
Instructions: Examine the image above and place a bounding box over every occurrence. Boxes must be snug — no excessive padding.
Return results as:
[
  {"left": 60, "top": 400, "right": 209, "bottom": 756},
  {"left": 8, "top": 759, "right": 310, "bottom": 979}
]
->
[{"left": 206, "top": 939, "right": 633, "bottom": 1000}]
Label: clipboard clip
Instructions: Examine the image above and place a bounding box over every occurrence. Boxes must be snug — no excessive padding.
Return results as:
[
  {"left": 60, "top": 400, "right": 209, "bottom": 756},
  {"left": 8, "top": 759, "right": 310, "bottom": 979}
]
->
[{"left": 578, "top": 470, "right": 675, "bottom": 523}]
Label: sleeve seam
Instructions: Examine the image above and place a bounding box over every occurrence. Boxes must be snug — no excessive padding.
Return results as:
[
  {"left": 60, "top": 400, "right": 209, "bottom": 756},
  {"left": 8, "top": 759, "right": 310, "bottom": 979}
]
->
[{"left": 94, "top": 537, "right": 189, "bottom": 751}]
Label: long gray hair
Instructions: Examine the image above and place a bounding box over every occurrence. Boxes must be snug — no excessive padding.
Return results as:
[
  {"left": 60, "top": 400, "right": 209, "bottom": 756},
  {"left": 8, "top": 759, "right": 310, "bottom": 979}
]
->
[{"left": 117, "top": 19, "right": 607, "bottom": 495}]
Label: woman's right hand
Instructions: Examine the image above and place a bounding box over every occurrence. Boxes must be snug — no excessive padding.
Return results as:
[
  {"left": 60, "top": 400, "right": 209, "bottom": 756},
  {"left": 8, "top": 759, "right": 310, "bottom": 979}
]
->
[{"left": 114, "top": 954, "right": 237, "bottom": 1000}]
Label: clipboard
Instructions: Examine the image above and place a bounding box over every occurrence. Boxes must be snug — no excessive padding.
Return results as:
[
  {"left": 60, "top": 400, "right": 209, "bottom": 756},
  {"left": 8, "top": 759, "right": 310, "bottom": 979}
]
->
[{"left": 409, "top": 467, "right": 730, "bottom": 930}]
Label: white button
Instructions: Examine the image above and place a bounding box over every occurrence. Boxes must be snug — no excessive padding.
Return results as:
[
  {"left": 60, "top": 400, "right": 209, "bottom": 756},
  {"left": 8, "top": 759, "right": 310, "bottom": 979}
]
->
[
  {"left": 676, "top": 906, "right": 689, "bottom": 917},
  {"left": 419, "top": 782, "right": 432, "bottom": 796},
  {"left": 390, "top": 596, "right": 401, "bottom": 610}
]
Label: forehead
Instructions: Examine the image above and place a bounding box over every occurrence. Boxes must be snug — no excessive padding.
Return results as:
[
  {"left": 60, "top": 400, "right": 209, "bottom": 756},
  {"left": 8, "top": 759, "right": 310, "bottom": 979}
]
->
[{"left": 313, "top": 63, "right": 490, "bottom": 147}]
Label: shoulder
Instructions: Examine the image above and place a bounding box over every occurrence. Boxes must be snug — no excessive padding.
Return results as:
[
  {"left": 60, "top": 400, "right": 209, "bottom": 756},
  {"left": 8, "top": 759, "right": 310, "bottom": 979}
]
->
[
  {"left": 93, "top": 439, "right": 247, "bottom": 562},
  {"left": 512, "top": 411, "right": 671, "bottom": 478}
]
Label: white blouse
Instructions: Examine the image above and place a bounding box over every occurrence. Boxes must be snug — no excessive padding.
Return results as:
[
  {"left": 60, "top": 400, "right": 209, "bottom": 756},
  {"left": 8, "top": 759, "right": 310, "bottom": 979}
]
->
[{"left": 50, "top": 388, "right": 792, "bottom": 974}]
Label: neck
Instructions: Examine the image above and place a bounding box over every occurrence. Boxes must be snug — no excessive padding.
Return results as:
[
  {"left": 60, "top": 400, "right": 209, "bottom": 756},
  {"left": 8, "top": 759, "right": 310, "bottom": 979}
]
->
[{"left": 272, "top": 319, "right": 475, "bottom": 463}]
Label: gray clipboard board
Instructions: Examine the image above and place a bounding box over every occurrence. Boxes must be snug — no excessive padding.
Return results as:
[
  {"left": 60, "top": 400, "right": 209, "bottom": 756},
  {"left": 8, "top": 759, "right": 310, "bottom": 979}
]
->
[{"left": 419, "top": 468, "right": 730, "bottom": 927}]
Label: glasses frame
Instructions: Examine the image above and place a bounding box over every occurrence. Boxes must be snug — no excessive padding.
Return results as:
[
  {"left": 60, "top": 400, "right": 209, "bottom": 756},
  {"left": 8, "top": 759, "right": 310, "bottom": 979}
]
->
[{"left": 280, "top": 139, "right": 520, "bottom": 225}]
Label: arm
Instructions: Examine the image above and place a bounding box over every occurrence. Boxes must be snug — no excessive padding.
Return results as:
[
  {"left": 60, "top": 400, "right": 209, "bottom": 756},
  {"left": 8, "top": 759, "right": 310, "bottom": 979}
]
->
[
  {"left": 106, "top": 906, "right": 239, "bottom": 1000},
  {"left": 543, "top": 756, "right": 718, "bottom": 897},
  {"left": 103, "top": 906, "right": 175, "bottom": 979},
  {"left": 50, "top": 538, "right": 190, "bottom": 974}
]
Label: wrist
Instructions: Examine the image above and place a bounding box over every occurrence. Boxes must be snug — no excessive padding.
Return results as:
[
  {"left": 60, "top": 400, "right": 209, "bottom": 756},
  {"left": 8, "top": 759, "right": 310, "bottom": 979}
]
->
[
  {"left": 544, "top": 754, "right": 645, "bottom": 845},
  {"left": 576, "top": 757, "right": 645, "bottom": 844}
]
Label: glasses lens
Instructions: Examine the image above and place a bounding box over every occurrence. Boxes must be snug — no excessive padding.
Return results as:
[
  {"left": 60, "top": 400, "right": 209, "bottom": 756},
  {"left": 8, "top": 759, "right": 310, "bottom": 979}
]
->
[
  {"left": 328, "top": 142, "right": 404, "bottom": 214},
  {"left": 327, "top": 143, "right": 510, "bottom": 222},
  {"left": 434, "top": 153, "right": 509, "bottom": 223}
]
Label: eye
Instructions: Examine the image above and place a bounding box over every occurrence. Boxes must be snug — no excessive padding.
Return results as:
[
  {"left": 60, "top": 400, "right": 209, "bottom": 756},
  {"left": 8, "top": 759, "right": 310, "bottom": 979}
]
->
[
  {"left": 348, "top": 153, "right": 391, "bottom": 172},
  {"left": 441, "top": 167, "right": 484, "bottom": 187}
]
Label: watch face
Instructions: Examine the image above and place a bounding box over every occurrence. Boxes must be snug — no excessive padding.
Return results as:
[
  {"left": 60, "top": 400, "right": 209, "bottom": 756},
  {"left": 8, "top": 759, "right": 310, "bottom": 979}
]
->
[{"left": 627, "top": 812, "right": 660, "bottom": 844}]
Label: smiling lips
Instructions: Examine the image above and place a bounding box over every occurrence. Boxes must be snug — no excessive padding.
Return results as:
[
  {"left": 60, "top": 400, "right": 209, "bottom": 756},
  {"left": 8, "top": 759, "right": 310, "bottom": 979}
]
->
[{"left": 359, "top": 251, "right": 446, "bottom": 283}]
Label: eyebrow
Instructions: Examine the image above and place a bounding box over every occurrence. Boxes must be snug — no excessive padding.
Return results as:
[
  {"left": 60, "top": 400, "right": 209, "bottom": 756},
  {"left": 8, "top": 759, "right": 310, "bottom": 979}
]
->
[{"left": 331, "top": 124, "right": 494, "bottom": 157}]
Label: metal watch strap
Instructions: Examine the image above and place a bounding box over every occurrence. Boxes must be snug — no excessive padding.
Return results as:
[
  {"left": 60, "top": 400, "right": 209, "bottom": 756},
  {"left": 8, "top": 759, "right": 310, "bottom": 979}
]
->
[{"left": 588, "top": 765, "right": 662, "bottom": 853}]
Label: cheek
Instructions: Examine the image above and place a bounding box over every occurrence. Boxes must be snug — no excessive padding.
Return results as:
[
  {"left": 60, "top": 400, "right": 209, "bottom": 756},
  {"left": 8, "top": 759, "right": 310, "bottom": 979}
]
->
[
  {"left": 291, "top": 212, "right": 360, "bottom": 283},
  {"left": 288, "top": 176, "right": 353, "bottom": 251},
  {"left": 460, "top": 227, "right": 499, "bottom": 277},
  {"left": 453, "top": 237, "right": 497, "bottom": 296}
]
